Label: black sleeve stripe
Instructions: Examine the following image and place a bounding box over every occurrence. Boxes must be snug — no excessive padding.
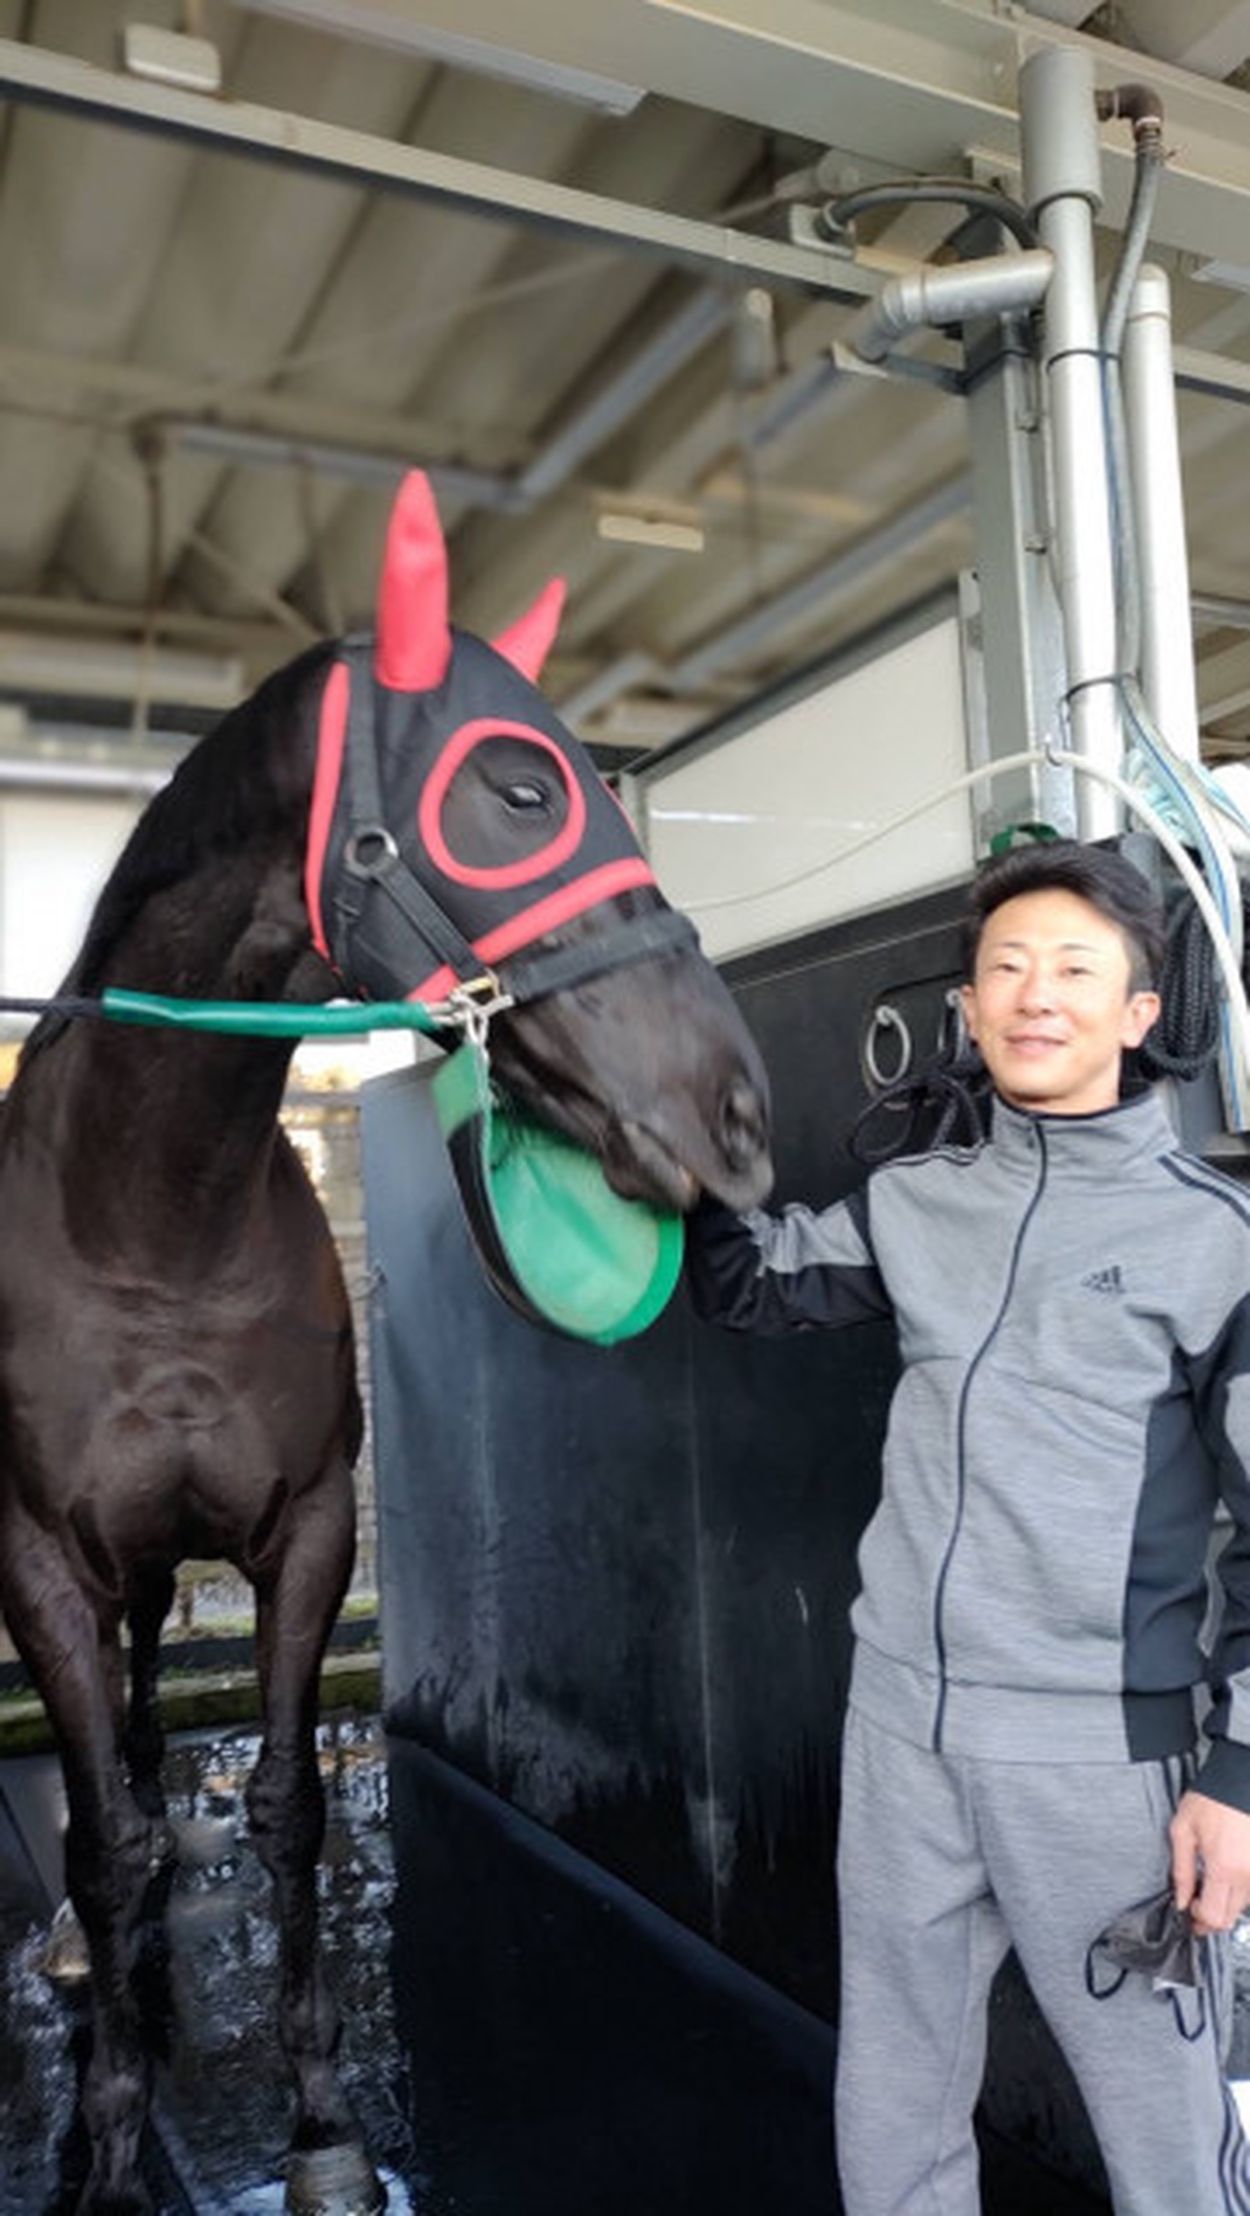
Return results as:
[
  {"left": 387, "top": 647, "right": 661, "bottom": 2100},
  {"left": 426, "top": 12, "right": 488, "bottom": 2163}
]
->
[{"left": 1161, "top": 1151, "right": 1250, "bottom": 1231}]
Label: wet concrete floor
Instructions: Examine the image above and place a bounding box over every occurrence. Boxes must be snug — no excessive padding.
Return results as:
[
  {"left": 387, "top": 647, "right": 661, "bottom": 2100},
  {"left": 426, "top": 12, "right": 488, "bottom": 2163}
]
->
[{"left": 0, "top": 1717, "right": 426, "bottom": 2216}]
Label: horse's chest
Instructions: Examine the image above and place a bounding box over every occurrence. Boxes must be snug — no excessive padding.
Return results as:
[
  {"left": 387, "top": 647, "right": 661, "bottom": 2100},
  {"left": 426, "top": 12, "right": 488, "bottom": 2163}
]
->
[{"left": 124, "top": 1360, "right": 233, "bottom": 1430}]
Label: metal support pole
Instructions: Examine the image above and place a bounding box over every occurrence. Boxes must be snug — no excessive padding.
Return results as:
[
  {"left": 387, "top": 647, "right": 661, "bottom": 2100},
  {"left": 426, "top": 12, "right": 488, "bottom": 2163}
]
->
[
  {"left": 962, "top": 306, "right": 1074, "bottom": 845},
  {"left": 1121, "top": 264, "right": 1201, "bottom": 762},
  {"left": 1020, "top": 46, "right": 1123, "bottom": 839}
]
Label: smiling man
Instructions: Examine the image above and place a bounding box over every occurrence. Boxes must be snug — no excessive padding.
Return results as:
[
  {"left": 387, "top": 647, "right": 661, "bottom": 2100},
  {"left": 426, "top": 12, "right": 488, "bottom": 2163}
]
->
[{"left": 687, "top": 839, "right": 1250, "bottom": 2216}]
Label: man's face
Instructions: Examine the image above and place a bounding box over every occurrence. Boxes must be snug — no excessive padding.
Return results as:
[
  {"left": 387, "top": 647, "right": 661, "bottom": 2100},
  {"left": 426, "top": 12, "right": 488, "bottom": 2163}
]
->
[{"left": 960, "top": 886, "right": 1161, "bottom": 1116}]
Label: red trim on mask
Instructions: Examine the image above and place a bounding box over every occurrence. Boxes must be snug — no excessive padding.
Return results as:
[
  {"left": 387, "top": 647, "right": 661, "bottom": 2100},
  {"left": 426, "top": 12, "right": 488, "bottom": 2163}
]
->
[
  {"left": 407, "top": 855, "right": 658, "bottom": 1003},
  {"left": 305, "top": 658, "right": 350, "bottom": 961},
  {"left": 419, "top": 719, "right": 587, "bottom": 890}
]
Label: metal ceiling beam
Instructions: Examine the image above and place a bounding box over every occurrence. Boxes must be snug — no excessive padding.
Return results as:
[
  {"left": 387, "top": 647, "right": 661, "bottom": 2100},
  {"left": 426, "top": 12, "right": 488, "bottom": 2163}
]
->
[
  {"left": 0, "top": 592, "right": 293, "bottom": 661},
  {"left": 1104, "top": 0, "right": 1250, "bottom": 80},
  {"left": 1198, "top": 634, "right": 1250, "bottom": 720},
  {"left": 166, "top": 418, "right": 524, "bottom": 509},
  {"left": 668, "top": 470, "right": 971, "bottom": 689},
  {"left": 1194, "top": 593, "right": 1250, "bottom": 632},
  {"left": 1174, "top": 344, "right": 1250, "bottom": 406},
  {"left": 0, "top": 341, "right": 530, "bottom": 470},
  {"left": 0, "top": 38, "right": 880, "bottom": 306},
  {"left": 272, "top": 0, "right": 1250, "bottom": 265},
  {"left": 514, "top": 290, "right": 734, "bottom": 503}
]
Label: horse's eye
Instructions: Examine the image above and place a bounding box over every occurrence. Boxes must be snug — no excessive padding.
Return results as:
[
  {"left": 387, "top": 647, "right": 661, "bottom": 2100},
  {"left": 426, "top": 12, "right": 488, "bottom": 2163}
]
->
[{"left": 502, "top": 779, "right": 551, "bottom": 813}]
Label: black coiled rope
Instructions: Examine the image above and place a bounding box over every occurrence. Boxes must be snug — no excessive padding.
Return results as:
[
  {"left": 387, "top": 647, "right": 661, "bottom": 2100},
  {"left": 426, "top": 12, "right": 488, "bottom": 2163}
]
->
[{"left": 1138, "top": 896, "right": 1220, "bottom": 1083}]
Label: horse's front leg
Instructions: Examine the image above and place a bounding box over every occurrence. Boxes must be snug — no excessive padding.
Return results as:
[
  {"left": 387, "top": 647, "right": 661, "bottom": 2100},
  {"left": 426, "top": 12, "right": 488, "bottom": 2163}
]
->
[
  {"left": 1, "top": 1505, "right": 167, "bottom": 2214},
  {"left": 244, "top": 1460, "right": 384, "bottom": 2210},
  {"left": 124, "top": 1570, "right": 176, "bottom": 1820}
]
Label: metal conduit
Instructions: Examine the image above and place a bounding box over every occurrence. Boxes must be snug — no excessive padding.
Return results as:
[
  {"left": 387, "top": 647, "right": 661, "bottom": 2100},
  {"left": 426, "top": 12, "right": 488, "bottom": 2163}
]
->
[
  {"left": 1122, "top": 264, "right": 1202, "bottom": 763},
  {"left": 1021, "top": 45, "right": 1123, "bottom": 841},
  {"left": 845, "top": 249, "right": 1054, "bottom": 366}
]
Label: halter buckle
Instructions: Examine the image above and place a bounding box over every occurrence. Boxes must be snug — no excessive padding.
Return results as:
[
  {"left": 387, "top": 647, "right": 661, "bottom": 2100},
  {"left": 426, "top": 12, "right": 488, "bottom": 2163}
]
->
[{"left": 441, "top": 971, "right": 515, "bottom": 1048}]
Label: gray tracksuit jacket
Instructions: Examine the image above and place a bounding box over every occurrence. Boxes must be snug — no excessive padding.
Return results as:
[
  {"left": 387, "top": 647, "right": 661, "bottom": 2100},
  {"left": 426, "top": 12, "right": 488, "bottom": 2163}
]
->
[{"left": 687, "top": 1088, "right": 1250, "bottom": 1810}]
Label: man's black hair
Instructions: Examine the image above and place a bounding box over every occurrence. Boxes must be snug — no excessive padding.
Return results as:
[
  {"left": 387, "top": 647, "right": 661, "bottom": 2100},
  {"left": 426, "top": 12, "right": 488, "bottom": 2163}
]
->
[{"left": 962, "top": 840, "right": 1165, "bottom": 994}]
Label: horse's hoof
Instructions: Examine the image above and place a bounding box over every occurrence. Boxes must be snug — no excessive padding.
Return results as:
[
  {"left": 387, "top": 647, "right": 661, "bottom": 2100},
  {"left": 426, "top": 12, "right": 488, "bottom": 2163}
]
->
[
  {"left": 285, "top": 2142, "right": 388, "bottom": 2215},
  {"left": 39, "top": 1897, "right": 91, "bottom": 1986}
]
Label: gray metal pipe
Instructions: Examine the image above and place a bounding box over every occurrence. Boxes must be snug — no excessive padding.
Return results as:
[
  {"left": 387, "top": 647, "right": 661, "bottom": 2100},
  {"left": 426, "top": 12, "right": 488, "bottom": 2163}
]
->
[
  {"left": 0, "top": 755, "right": 170, "bottom": 794},
  {"left": 172, "top": 289, "right": 731, "bottom": 516},
  {"left": 516, "top": 290, "right": 733, "bottom": 503},
  {"left": 1121, "top": 264, "right": 1201, "bottom": 763},
  {"left": 846, "top": 249, "right": 1054, "bottom": 365},
  {"left": 1021, "top": 45, "right": 1123, "bottom": 839}
]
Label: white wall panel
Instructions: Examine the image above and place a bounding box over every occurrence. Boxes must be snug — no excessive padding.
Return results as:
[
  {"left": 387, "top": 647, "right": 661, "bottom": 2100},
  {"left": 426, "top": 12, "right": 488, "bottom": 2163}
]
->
[
  {"left": 640, "top": 617, "right": 973, "bottom": 961},
  {"left": 0, "top": 794, "right": 138, "bottom": 1000}
]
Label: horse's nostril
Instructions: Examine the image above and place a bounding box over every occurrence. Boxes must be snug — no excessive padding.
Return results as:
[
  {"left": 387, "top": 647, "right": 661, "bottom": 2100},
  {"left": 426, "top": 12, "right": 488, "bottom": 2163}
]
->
[{"left": 720, "top": 1078, "right": 768, "bottom": 1169}]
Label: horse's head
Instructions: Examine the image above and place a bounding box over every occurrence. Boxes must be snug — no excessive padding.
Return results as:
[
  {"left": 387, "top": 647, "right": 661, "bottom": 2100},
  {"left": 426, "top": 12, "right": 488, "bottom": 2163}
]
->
[{"left": 305, "top": 473, "right": 771, "bottom": 1211}]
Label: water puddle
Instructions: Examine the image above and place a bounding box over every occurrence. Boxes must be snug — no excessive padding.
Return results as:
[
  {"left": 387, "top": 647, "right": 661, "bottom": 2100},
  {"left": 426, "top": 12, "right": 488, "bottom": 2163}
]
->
[{"left": 0, "top": 1716, "right": 438, "bottom": 2214}]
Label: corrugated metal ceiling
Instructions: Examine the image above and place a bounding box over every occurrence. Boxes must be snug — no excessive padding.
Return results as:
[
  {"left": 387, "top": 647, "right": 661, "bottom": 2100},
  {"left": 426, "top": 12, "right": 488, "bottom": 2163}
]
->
[{"left": 0, "top": 0, "right": 1248, "bottom": 771}]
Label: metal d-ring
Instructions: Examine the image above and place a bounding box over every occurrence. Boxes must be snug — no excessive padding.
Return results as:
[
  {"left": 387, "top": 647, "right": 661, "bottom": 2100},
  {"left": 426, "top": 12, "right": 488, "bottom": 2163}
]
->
[
  {"left": 442, "top": 972, "right": 514, "bottom": 1050},
  {"left": 939, "top": 985, "right": 969, "bottom": 1059},
  {"left": 865, "top": 1001, "right": 913, "bottom": 1089},
  {"left": 343, "top": 823, "right": 400, "bottom": 878}
]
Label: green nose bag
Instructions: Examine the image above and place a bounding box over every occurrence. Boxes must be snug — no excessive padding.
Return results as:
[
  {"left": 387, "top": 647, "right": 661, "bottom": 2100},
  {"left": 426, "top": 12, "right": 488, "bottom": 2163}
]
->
[{"left": 432, "top": 1038, "right": 685, "bottom": 1346}]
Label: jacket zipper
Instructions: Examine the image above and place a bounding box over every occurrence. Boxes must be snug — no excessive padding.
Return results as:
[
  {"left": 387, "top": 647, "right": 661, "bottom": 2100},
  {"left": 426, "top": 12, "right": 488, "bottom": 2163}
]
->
[{"left": 931, "top": 1123, "right": 1049, "bottom": 1752}]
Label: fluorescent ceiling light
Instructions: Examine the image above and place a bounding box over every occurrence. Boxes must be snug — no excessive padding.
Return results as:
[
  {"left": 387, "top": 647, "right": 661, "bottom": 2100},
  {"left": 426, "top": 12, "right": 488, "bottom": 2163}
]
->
[
  {"left": 232, "top": 1, "right": 647, "bottom": 113},
  {"left": 121, "top": 23, "right": 223, "bottom": 94},
  {"left": 597, "top": 512, "right": 705, "bottom": 553}
]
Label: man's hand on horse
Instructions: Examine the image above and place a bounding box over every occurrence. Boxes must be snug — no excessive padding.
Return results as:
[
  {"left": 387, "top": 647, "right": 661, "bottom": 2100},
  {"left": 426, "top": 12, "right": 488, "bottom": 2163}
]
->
[{"left": 1171, "top": 1789, "right": 1250, "bottom": 1934}]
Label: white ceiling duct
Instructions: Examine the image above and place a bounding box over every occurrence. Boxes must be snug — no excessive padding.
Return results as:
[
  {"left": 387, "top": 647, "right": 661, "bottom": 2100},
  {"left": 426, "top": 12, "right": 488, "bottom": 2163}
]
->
[{"left": 0, "top": 634, "right": 245, "bottom": 711}]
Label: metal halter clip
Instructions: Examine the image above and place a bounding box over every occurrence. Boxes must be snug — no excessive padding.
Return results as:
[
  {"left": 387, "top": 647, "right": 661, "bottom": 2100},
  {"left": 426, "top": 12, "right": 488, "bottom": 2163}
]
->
[
  {"left": 442, "top": 971, "right": 515, "bottom": 1048},
  {"left": 342, "top": 823, "right": 400, "bottom": 878}
]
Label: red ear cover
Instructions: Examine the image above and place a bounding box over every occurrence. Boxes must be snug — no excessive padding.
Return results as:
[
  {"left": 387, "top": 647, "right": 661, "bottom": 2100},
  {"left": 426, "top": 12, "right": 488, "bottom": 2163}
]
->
[
  {"left": 374, "top": 470, "right": 452, "bottom": 693},
  {"left": 491, "top": 576, "right": 567, "bottom": 684}
]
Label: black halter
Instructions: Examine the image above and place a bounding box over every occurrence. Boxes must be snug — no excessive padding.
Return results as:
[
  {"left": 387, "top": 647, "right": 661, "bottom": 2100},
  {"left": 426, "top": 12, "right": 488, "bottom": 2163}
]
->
[{"left": 315, "top": 638, "right": 699, "bottom": 1013}]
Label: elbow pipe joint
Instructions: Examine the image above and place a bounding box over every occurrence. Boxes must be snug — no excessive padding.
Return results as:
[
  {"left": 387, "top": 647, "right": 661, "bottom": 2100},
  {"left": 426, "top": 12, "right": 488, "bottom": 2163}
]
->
[
  {"left": 1096, "top": 81, "right": 1166, "bottom": 147},
  {"left": 847, "top": 248, "right": 1054, "bottom": 365}
]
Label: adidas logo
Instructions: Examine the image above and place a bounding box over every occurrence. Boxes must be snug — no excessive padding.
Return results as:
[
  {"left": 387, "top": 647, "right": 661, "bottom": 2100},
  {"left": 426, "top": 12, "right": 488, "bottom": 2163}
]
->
[{"left": 1081, "top": 1265, "right": 1125, "bottom": 1295}]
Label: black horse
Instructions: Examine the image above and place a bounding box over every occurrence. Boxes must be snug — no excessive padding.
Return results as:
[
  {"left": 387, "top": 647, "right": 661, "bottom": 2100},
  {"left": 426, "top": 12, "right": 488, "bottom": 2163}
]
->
[{"left": 0, "top": 473, "right": 771, "bottom": 2214}]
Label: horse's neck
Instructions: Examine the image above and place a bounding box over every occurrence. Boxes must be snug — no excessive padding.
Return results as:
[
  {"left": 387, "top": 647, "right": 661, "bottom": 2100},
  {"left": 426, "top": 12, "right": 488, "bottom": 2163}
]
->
[{"left": 16, "top": 791, "right": 325, "bottom": 1262}]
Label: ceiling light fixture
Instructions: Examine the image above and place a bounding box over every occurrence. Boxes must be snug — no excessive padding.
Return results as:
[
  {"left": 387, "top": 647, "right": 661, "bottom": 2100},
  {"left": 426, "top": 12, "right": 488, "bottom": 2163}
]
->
[
  {"left": 231, "top": 1, "right": 647, "bottom": 114},
  {"left": 121, "top": 22, "right": 223, "bottom": 94},
  {"left": 596, "top": 513, "right": 706, "bottom": 554}
]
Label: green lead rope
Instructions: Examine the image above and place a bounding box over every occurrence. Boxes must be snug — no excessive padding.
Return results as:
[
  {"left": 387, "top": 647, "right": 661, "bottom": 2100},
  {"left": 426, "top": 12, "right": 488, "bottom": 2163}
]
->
[{"left": 99, "top": 988, "right": 447, "bottom": 1040}]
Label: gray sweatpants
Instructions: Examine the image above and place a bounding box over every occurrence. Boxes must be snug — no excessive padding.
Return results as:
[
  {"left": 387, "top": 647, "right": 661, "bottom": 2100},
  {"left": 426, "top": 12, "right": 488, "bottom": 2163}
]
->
[{"left": 835, "top": 1706, "right": 1250, "bottom": 2216}]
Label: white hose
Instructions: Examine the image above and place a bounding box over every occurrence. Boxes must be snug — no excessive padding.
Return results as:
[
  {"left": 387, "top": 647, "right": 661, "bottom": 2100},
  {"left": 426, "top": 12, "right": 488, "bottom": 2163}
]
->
[{"left": 683, "top": 742, "right": 1250, "bottom": 1126}]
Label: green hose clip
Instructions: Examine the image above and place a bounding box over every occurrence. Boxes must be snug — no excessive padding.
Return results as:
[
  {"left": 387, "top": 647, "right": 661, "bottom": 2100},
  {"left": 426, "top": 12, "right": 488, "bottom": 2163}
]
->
[{"left": 988, "top": 821, "right": 1061, "bottom": 857}]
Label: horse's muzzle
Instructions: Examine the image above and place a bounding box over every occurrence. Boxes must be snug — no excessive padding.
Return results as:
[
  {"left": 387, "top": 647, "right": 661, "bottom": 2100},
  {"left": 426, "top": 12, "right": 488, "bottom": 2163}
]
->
[
  {"left": 601, "top": 1068, "right": 773, "bottom": 1214},
  {"left": 718, "top": 1075, "right": 772, "bottom": 1191}
]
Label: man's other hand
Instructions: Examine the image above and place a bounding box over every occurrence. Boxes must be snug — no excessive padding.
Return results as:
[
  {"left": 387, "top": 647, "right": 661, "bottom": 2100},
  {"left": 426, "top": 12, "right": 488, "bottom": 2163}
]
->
[{"left": 1171, "top": 1789, "right": 1250, "bottom": 1934}]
